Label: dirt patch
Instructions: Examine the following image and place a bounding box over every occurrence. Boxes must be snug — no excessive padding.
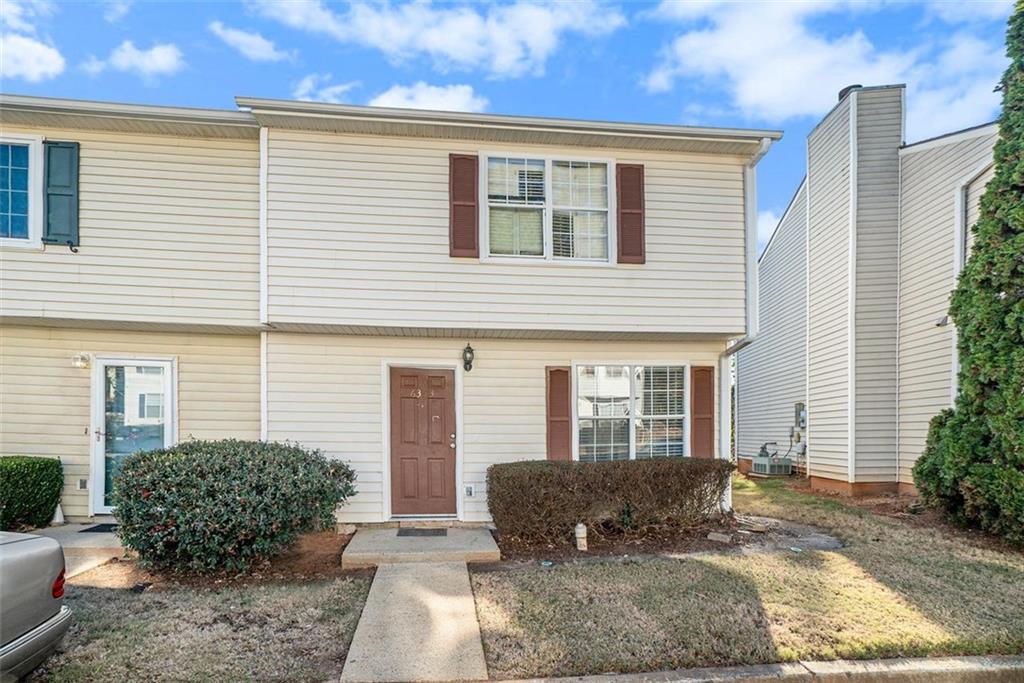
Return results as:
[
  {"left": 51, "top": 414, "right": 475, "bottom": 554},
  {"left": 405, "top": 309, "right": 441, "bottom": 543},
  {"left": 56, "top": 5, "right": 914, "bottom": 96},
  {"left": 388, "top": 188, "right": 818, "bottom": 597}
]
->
[
  {"left": 781, "top": 476, "right": 1021, "bottom": 554},
  {"left": 485, "top": 514, "right": 840, "bottom": 567},
  {"left": 70, "top": 531, "right": 373, "bottom": 590}
]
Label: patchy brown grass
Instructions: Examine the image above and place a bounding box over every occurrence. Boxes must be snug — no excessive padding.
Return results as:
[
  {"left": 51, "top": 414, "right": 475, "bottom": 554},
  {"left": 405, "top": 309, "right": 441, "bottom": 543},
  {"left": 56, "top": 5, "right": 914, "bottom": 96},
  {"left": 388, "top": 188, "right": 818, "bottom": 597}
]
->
[
  {"left": 31, "top": 540, "right": 372, "bottom": 682},
  {"left": 471, "top": 476, "right": 1024, "bottom": 679}
]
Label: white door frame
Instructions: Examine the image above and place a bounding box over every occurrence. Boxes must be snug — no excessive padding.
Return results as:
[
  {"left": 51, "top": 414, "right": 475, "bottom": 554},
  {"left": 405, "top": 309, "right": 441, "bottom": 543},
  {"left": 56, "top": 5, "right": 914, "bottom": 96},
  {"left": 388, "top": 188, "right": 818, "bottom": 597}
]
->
[
  {"left": 380, "top": 361, "right": 464, "bottom": 521},
  {"left": 90, "top": 356, "right": 178, "bottom": 515}
]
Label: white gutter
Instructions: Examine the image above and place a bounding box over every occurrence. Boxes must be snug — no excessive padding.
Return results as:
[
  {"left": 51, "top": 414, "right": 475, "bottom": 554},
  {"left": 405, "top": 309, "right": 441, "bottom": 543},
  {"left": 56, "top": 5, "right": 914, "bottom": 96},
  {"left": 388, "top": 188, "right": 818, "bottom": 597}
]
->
[
  {"left": 719, "top": 136, "right": 775, "bottom": 511},
  {"left": 236, "top": 96, "right": 783, "bottom": 144},
  {"left": 729, "top": 136, "right": 775, "bottom": 357}
]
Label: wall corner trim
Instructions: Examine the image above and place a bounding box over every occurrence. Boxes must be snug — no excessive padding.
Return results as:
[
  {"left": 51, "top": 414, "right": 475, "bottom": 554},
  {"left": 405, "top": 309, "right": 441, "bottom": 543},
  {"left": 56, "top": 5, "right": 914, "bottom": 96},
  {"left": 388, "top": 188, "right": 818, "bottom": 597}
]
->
[{"left": 847, "top": 91, "right": 858, "bottom": 483}]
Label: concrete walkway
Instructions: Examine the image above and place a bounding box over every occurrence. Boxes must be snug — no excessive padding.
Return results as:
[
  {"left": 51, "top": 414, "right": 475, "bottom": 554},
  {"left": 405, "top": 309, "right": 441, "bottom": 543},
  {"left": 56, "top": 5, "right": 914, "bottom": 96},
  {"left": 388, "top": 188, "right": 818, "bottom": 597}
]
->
[
  {"left": 340, "top": 561, "right": 488, "bottom": 683},
  {"left": 507, "top": 654, "right": 1024, "bottom": 682},
  {"left": 36, "top": 523, "right": 125, "bottom": 577}
]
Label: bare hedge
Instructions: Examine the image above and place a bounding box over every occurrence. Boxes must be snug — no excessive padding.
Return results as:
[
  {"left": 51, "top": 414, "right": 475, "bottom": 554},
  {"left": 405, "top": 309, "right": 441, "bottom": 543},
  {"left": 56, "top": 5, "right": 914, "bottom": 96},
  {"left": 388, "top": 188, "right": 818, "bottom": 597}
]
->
[{"left": 486, "top": 457, "right": 734, "bottom": 543}]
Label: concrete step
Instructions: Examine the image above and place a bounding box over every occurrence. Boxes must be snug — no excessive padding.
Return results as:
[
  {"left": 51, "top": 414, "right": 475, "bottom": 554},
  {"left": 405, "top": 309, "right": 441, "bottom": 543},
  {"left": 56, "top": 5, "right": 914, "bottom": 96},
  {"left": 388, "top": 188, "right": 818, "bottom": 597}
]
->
[{"left": 341, "top": 527, "right": 500, "bottom": 569}]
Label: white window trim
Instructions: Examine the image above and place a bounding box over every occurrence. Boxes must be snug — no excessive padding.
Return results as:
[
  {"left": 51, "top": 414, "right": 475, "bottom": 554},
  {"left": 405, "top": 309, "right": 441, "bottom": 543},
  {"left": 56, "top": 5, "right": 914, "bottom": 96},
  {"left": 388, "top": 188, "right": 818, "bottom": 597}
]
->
[
  {"left": 140, "top": 392, "right": 165, "bottom": 419},
  {"left": 479, "top": 150, "right": 617, "bottom": 266},
  {"left": 0, "top": 133, "right": 44, "bottom": 250},
  {"left": 571, "top": 361, "right": 691, "bottom": 461}
]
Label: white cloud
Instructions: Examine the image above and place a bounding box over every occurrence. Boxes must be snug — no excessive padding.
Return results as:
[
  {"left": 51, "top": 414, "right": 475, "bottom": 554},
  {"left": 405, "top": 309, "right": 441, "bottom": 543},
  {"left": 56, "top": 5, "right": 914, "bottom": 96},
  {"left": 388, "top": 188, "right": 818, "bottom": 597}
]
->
[
  {"left": 369, "top": 82, "right": 488, "bottom": 112},
  {"left": 82, "top": 40, "right": 184, "bottom": 80},
  {"left": 0, "top": 0, "right": 64, "bottom": 82},
  {"left": 102, "top": 0, "right": 132, "bottom": 22},
  {"left": 757, "top": 209, "right": 781, "bottom": 253},
  {"left": 645, "top": 1, "right": 1007, "bottom": 139},
  {"left": 209, "top": 20, "right": 293, "bottom": 62},
  {"left": 1, "top": 0, "right": 53, "bottom": 34},
  {"left": 252, "top": 0, "right": 625, "bottom": 78},
  {"left": 923, "top": 0, "right": 1012, "bottom": 24},
  {"left": 1, "top": 32, "right": 64, "bottom": 81},
  {"left": 292, "top": 73, "right": 360, "bottom": 104}
]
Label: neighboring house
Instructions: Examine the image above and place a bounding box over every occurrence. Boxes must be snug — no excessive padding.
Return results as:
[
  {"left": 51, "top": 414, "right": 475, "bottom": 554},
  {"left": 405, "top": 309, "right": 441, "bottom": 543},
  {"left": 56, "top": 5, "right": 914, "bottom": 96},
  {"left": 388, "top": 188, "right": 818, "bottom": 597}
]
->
[
  {"left": 0, "top": 93, "right": 780, "bottom": 523},
  {"left": 736, "top": 83, "right": 998, "bottom": 496}
]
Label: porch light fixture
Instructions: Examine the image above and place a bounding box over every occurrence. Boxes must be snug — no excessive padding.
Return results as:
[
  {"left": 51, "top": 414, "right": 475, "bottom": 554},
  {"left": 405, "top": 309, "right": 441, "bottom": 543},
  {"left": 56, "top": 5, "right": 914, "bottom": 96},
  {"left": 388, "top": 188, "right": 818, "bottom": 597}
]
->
[
  {"left": 462, "top": 344, "right": 475, "bottom": 372},
  {"left": 71, "top": 352, "right": 91, "bottom": 369}
]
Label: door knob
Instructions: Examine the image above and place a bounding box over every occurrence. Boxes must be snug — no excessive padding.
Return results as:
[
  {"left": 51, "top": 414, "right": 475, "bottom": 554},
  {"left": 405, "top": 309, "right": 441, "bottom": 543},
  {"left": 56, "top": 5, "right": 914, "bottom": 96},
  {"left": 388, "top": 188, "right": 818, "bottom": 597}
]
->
[{"left": 450, "top": 442, "right": 456, "bottom": 449}]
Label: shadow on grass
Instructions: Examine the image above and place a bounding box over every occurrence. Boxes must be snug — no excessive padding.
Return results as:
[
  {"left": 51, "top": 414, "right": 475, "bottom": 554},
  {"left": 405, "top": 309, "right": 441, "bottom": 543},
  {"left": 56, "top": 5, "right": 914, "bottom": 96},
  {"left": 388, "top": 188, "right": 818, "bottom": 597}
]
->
[
  {"left": 733, "top": 476, "right": 1024, "bottom": 657},
  {"left": 472, "top": 557, "right": 779, "bottom": 679}
]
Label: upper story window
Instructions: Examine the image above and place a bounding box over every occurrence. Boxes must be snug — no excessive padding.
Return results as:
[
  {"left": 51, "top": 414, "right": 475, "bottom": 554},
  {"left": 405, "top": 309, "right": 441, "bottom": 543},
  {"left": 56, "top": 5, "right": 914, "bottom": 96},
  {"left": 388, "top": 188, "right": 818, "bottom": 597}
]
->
[
  {"left": 484, "top": 155, "right": 613, "bottom": 263},
  {"left": 0, "top": 134, "right": 44, "bottom": 248}
]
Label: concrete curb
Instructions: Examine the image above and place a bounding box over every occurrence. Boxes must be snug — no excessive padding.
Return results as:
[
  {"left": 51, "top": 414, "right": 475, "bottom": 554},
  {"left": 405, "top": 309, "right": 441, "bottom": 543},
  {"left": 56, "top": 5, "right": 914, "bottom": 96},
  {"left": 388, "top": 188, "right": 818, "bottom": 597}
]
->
[{"left": 503, "top": 655, "right": 1024, "bottom": 682}]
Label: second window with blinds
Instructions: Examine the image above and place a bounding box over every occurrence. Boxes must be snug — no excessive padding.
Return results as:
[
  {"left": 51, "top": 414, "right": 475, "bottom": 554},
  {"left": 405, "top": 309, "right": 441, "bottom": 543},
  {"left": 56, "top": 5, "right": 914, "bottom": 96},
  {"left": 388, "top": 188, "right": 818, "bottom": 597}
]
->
[
  {"left": 483, "top": 155, "right": 614, "bottom": 263},
  {"left": 576, "top": 365, "right": 688, "bottom": 462}
]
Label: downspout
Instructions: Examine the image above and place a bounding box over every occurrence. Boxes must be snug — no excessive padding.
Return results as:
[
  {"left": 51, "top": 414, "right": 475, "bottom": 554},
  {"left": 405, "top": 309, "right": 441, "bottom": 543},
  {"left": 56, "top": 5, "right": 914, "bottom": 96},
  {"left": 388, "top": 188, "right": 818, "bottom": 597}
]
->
[
  {"left": 719, "top": 136, "right": 775, "bottom": 512},
  {"left": 259, "top": 126, "right": 269, "bottom": 441}
]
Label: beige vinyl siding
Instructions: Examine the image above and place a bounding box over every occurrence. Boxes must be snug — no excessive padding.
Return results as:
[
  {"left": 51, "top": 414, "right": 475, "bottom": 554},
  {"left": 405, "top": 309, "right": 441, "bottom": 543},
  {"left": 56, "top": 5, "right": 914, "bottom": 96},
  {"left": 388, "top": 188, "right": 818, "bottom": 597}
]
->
[
  {"left": 736, "top": 181, "right": 807, "bottom": 458},
  {"left": 266, "top": 131, "right": 748, "bottom": 335},
  {"left": 0, "top": 326, "right": 260, "bottom": 519},
  {"left": 265, "top": 334, "right": 724, "bottom": 523},
  {"left": 897, "top": 133, "right": 996, "bottom": 484},
  {"left": 806, "top": 97, "right": 852, "bottom": 481},
  {"left": 0, "top": 127, "right": 259, "bottom": 327},
  {"left": 853, "top": 89, "right": 902, "bottom": 482},
  {"left": 965, "top": 163, "right": 994, "bottom": 253}
]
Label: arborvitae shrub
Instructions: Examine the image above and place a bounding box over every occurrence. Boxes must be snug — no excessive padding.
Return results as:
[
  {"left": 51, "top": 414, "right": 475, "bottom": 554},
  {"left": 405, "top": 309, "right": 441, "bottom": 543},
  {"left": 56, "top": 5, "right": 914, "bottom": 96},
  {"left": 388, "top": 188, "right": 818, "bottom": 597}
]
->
[{"left": 915, "top": 3, "right": 1024, "bottom": 545}]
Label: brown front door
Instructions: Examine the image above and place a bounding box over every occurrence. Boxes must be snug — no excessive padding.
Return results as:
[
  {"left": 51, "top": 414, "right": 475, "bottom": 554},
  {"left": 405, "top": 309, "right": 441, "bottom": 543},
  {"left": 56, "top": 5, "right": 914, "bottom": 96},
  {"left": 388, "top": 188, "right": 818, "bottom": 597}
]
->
[{"left": 390, "top": 367, "right": 457, "bottom": 516}]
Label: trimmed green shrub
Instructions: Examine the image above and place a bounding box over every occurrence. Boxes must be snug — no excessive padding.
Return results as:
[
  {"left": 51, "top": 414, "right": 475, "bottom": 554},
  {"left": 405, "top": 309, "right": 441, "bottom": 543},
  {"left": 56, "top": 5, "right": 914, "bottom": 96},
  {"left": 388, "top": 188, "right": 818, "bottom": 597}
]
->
[
  {"left": 112, "top": 439, "right": 356, "bottom": 573},
  {"left": 487, "top": 458, "right": 734, "bottom": 543},
  {"left": 0, "top": 456, "right": 64, "bottom": 530},
  {"left": 914, "top": 5, "right": 1024, "bottom": 545}
]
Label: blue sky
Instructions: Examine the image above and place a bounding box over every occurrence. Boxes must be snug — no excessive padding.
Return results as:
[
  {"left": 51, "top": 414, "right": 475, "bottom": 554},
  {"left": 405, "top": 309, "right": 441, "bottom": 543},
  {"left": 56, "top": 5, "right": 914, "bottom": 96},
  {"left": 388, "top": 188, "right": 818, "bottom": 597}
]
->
[{"left": 1, "top": 0, "right": 1012, "bottom": 251}]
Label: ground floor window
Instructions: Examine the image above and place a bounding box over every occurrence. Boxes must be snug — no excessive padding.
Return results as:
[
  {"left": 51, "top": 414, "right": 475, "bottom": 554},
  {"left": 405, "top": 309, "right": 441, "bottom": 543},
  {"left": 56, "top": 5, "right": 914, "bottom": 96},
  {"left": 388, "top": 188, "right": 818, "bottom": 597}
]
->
[{"left": 576, "top": 364, "right": 687, "bottom": 462}]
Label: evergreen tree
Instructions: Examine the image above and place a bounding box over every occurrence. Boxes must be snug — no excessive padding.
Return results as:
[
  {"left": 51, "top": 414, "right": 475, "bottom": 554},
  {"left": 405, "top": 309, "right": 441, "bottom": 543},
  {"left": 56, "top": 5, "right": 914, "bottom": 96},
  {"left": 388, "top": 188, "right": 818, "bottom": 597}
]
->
[{"left": 914, "top": 2, "right": 1024, "bottom": 544}]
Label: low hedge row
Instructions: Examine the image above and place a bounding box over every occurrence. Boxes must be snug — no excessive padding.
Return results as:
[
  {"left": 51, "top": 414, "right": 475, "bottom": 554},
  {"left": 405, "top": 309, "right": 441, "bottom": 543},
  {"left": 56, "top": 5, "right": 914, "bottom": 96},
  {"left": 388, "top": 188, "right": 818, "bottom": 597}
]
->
[
  {"left": 486, "top": 457, "right": 734, "bottom": 543},
  {"left": 1, "top": 456, "right": 64, "bottom": 530}
]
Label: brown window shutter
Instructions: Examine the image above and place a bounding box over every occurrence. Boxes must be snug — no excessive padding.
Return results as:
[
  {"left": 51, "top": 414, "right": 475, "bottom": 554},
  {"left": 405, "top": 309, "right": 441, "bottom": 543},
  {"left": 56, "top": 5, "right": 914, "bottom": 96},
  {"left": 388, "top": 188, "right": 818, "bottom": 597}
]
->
[
  {"left": 616, "top": 163, "right": 645, "bottom": 264},
  {"left": 690, "top": 366, "right": 715, "bottom": 458},
  {"left": 546, "top": 366, "right": 572, "bottom": 461},
  {"left": 449, "top": 153, "right": 479, "bottom": 258}
]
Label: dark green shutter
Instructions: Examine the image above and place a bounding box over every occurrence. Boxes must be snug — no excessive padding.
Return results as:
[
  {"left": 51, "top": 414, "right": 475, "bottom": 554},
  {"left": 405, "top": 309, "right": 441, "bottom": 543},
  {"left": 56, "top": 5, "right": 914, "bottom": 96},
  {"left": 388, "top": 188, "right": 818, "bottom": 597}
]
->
[{"left": 42, "top": 141, "right": 79, "bottom": 247}]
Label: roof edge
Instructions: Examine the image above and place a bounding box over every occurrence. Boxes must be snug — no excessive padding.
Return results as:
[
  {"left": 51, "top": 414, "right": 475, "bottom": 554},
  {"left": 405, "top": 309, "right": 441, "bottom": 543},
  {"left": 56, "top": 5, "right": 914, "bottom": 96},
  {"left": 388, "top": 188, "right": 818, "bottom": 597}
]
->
[
  {"left": 758, "top": 176, "right": 807, "bottom": 265},
  {"left": 899, "top": 121, "right": 999, "bottom": 155},
  {"left": 0, "top": 93, "right": 257, "bottom": 135},
  {"left": 235, "top": 96, "right": 783, "bottom": 143}
]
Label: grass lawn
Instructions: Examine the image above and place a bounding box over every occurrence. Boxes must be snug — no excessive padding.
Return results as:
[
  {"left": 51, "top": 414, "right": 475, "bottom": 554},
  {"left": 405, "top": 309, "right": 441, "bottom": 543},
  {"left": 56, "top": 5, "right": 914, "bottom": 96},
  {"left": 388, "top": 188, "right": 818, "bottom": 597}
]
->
[
  {"left": 471, "top": 476, "right": 1024, "bottom": 679},
  {"left": 32, "top": 564, "right": 372, "bottom": 682}
]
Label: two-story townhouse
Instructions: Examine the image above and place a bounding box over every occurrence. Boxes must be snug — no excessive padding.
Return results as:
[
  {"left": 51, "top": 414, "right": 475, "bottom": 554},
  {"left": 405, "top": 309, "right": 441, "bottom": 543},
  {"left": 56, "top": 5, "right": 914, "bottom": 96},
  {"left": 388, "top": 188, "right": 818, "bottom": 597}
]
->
[
  {"left": 1, "top": 93, "right": 780, "bottom": 524},
  {"left": 0, "top": 95, "right": 264, "bottom": 520},
  {"left": 735, "top": 83, "right": 998, "bottom": 495}
]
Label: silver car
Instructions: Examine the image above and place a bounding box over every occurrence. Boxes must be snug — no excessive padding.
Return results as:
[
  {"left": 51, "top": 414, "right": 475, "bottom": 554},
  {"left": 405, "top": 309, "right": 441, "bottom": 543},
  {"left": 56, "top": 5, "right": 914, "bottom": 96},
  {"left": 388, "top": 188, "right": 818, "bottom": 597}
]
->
[{"left": 0, "top": 532, "right": 72, "bottom": 682}]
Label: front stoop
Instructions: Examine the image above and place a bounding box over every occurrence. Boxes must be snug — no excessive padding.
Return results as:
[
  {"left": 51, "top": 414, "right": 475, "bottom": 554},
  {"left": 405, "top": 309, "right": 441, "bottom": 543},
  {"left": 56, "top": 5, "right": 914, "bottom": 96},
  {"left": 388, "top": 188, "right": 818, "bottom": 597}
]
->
[
  {"left": 341, "top": 527, "right": 500, "bottom": 569},
  {"left": 36, "top": 523, "right": 126, "bottom": 578}
]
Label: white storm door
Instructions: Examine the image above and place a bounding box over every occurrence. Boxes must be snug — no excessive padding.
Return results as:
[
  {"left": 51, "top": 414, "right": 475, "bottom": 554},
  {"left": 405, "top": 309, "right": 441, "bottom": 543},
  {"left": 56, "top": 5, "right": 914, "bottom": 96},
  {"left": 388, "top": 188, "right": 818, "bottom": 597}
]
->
[{"left": 91, "top": 359, "right": 175, "bottom": 514}]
